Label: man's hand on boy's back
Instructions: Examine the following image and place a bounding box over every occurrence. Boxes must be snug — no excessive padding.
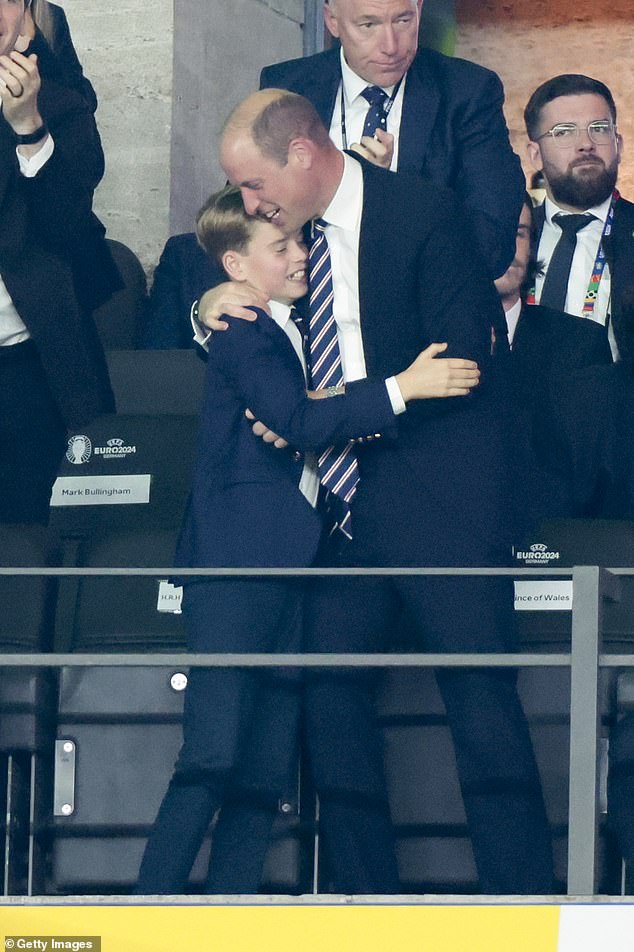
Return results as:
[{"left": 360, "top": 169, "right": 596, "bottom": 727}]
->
[{"left": 198, "top": 282, "right": 270, "bottom": 331}]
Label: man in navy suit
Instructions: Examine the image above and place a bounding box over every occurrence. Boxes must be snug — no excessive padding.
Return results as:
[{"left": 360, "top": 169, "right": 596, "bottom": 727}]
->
[
  {"left": 218, "top": 88, "right": 553, "bottom": 894},
  {"left": 136, "top": 184, "right": 479, "bottom": 894},
  {"left": 259, "top": 0, "right": 524, "bottom": 280}
]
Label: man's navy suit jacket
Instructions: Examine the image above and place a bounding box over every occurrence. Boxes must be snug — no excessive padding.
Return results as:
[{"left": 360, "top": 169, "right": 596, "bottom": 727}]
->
[
  {"left": 175, "top": 307, "right": 397, "bottom": 570},
  {"left": 292, "top": 155, "right": 516, "bottom": 568},
  {"left": 141, "top": 233, "right": 224, "bottom": 349},
  {"left": 533, "top": 197, "right": 634, "bottom": 370},
  {"left": 260, "top": 46, "right": 524, "bottom": 279}
]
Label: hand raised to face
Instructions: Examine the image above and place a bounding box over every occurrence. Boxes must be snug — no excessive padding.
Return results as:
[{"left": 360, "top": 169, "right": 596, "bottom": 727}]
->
[{"left": 0, "top": 50, "right": 43, "bottom": 135}]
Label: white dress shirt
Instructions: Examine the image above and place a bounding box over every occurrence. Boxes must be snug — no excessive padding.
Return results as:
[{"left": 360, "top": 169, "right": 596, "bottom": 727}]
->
[
  {"left": 269, "top": 300, "right": 320, "bottom": 508},
  {"left": 504, "top": 298, "right": 522, "bottom": 349},
  {"left": 329, "top": 47, "right": 406, "bottom": 172},
  {"left": 0, "top": 131, "right": 55, "bottom": 347},
  {"left": 535, "top": 195, "right": 619, "bottom": 358},
  {"left": 320, "top": 152, "right": 406, "bottom": 413}
]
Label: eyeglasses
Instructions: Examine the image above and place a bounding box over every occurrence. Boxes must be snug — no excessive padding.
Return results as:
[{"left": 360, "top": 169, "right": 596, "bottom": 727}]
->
[{"left": 536, "top": 121, "right": 616, "bottom": 149}]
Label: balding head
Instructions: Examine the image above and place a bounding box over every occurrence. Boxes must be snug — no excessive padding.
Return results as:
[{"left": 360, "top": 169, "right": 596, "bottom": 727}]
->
[
  {"left": 222, "top": 89, "right": 332, "bottom": 165},
  {"left": 220, "top": 90, "right": 344, "bottom": 233},
  {"left": 324, "top": 0, "right": 422, "bottom": 88}
]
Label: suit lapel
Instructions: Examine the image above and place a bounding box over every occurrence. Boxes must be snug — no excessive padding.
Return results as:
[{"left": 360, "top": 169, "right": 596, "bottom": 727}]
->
[
  {"left": 356, "top": 165, "right": 399, "bottom": 377},
  {"left": 532, "top": 201, "right": 546, "bottom": 250},
  {"left": 607, "top": 198, "right": 634, "bottom": 358},
  {"left": 608, "top": 198, "right": 634, "bottom": 296},
  {"left": 396, "top": 51, "right": 440, "bottom": 174},
  {"left": 303, "top": 48, "right": 341, "bottom": 128}
]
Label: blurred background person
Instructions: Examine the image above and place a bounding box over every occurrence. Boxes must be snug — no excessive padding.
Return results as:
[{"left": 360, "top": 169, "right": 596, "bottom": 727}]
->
[
  {"left": 0, "top": 0, "right": 119, "bottom": 523},
  {"left": 20, "top": 0, "right": 97, "bottom": 109}
]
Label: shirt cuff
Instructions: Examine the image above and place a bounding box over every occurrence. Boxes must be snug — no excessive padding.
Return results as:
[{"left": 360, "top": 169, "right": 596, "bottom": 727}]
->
[
  {"left": 385, "top": 376, "right": 406, "bottom": 415},
  {"left": 191, "top": 300, "right": 212, "bottom": 350},
  {"left": 17, "top": 133, "right": 55, "bottom": 177}
]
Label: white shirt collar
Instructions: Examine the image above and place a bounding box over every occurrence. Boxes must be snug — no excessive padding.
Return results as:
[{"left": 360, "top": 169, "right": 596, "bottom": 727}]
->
[
  {"left": 339, "top": 46, "right": 397, "bottom": 105},
  {"left": 269, "top": 299, "right": 293, "bottom": 328},
  {"left": 321, "top": 152, "right": 363, "bottom": 233},
  {"left": 544, "top": 193, "right": 613, "bottom": 226}
]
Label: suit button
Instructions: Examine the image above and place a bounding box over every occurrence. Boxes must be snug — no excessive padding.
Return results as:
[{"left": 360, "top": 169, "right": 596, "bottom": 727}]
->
[{"left": 293, "top": 451, "right": 302, "bottom": 462}]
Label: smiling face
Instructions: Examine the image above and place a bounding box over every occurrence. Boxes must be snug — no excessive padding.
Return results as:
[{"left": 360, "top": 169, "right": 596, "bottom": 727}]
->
[
  {"left": 527, "top": 93, "right": 622, "bottom": 211},
  {"left": 220, "top": 129, "right": 321, "bottom": 234},
  {"left": 0, "top": 0, "right": 26, "bottom": 57},
  {"left": 324, "top": 0, "right": 422, "bottom": 87},
  {"left": 223, "top": 221, "right": 308, "bottom": 305}
]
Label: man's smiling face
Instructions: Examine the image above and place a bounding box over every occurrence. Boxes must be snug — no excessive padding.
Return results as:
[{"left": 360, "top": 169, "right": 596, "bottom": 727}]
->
[{"left": 220, "top": 129, "right": 319, "bottom": 234}]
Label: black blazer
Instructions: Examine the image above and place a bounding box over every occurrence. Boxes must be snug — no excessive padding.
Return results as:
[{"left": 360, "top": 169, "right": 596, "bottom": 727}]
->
[
  {"left": 512, "top": 302, "right": 614, "bottom": 398},
  {"left": 0, "top": 35, "right": 117, "bottom": 427},
  {"left": 42, "top": 1, "right": 99, "bottom": 111},
  {"left": 509, "top": 304, "right": 614, "bottom": 518},
  {"left": 260, "top": 46, "right": 524, "bottom": 279},
  {"left": 533, "top": 197, "right": 634, "bottom": 370},
  {"left": 141, "top": 233, "right": 225, "bottom": 349}
]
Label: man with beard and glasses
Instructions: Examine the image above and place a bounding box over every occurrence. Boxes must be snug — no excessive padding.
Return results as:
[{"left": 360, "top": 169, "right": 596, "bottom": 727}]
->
[
  {"left": 523, "top": 75, "right": 634, "bottom": 518},
  {"left": 525, "top": 77, "right": 634, "bottom": 876},
  {"left": 524, "top": 74, "right": 633, "bottom": 367}
]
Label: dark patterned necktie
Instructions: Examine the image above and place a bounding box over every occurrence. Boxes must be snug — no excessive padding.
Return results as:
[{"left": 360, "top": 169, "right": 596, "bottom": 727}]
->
[
  {"left": 540, "top": 213, "right": 596, "bottom": 312},
  {"left": 308, "top": 219, "right": 359, "bottom": 539},
  {"left": 361, "top": 85, "right": 389, "bottom": 139}
]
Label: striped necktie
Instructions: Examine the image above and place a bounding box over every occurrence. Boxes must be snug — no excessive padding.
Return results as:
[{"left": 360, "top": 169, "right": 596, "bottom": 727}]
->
[
  {"left": 361, "top": 85, "right": 389, "bottom": 139},
  {"left": 308, "top": 219, "right": 359, "bottom": 540}
]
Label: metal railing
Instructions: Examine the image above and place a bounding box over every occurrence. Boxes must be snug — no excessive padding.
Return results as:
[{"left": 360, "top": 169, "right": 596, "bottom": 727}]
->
[{"left": 0, "top": 563, "right": 632, "bottom": 896}]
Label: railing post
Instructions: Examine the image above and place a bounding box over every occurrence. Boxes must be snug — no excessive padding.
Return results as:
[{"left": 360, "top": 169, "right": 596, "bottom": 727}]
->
[{"left": 567, "top": 565, "right": 605, "bottom": 895}]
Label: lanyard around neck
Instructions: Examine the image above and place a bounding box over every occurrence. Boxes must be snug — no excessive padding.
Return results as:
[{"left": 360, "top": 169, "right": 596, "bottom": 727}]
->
[
  {"left": 340, "top": 76, "right": 403, "bottom": 151},
  {"left": 527, "top": 190, "right": 620, "bottom": 317}
]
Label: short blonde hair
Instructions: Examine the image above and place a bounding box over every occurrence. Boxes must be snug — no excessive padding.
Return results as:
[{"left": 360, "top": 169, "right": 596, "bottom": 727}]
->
[{"left": 195, "top": 185, "right": 259, "bottom": 270}]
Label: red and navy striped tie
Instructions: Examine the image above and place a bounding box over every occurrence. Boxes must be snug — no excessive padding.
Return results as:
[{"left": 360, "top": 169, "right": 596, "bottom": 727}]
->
[{"left": 308, "top": 219, "right": 359, "bottom": 540}]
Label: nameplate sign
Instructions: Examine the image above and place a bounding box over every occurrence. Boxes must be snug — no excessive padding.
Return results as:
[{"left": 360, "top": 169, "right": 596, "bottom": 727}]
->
[
  {"left": 157, "top": 580, "right": 183, "bottom": 614},
  {"left": 514, "top": 580, "right": 573, "bottom": 611},
  {"left": 50, "top": 474, "right": 151, "bottom": 506}
]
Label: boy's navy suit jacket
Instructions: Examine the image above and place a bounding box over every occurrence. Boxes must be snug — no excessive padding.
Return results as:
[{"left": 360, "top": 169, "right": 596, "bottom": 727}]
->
[{"left": 175, "top": 307, "right": 398, "bottom": 569}]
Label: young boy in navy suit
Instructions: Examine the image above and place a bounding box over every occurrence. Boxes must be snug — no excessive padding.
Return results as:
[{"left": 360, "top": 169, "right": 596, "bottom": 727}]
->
[{"left": 136, "top": 185, "right": 480, "bottom": 895}]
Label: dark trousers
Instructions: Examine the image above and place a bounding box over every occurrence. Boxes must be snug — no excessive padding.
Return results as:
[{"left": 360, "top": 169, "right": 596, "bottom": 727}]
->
[
  {"left": 136, "top": 578, "right": 303, "bottom": 894},
  {"left": 304, "top": 570, "right": 554, "bottom": 895},
  {"left": 0, "top": 341, "right": 66, "bottom": 524}
]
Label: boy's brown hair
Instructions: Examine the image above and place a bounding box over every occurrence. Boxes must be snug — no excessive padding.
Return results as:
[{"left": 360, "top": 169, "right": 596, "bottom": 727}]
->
[{"left": 196, "top": 185, "right": 259, "bottom": 270}]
